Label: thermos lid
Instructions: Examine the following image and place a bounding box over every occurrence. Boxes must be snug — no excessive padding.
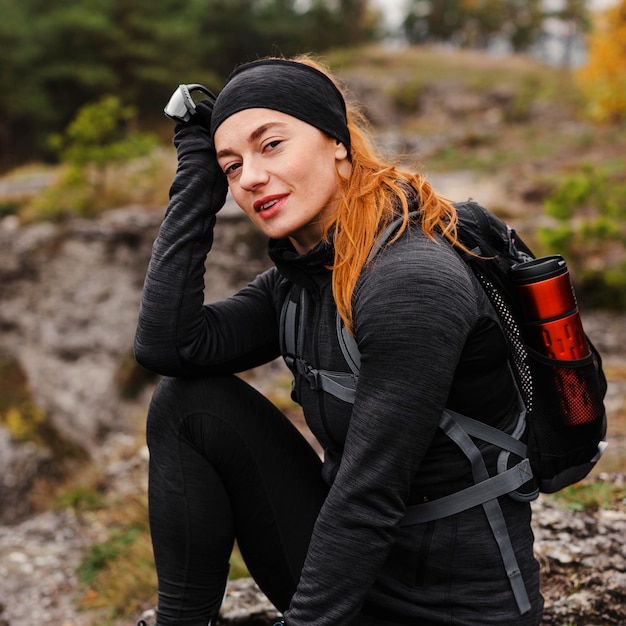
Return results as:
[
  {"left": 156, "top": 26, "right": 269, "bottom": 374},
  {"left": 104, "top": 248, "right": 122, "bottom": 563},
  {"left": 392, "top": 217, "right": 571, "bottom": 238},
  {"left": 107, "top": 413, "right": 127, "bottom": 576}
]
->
[{"left": 510, "top": 255, "right": 567, "bottom": 285}]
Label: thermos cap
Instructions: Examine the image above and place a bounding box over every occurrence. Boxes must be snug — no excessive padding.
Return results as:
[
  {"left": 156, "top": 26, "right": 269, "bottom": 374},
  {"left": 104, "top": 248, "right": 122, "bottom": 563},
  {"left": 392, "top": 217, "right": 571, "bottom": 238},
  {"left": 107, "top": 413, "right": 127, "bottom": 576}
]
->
[{"left": 510, "top": 255, "right": 567, "bottom": 285}]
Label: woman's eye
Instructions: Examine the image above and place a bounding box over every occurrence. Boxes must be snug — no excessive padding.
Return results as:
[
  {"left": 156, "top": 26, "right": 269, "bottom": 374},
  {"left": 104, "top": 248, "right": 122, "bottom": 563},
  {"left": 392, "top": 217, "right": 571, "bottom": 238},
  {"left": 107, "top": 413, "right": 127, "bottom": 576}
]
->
[
  {"left": 263, "top": 139, "right": 282, "bottom": 152},
  {"left": 223, "top": 162, "right": 241, "bottom": 176}
]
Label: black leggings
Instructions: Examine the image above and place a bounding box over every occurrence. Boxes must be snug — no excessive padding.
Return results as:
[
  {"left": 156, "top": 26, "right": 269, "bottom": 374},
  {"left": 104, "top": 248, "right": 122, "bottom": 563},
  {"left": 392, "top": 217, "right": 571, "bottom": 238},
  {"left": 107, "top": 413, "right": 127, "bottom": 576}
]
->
[{"left": 146, "top": 374, "right": 328, "bottom": 626}]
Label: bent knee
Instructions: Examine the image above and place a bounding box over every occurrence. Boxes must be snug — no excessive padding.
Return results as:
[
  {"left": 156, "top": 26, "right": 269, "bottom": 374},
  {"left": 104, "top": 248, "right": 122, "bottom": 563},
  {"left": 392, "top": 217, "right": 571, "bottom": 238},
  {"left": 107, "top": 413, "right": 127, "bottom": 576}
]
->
[
  {"left": 146, "top": 374, "right": 240, "bottom": 437},
  {"left": 147, "top": 373, "right": 266, "bottom": 426}
]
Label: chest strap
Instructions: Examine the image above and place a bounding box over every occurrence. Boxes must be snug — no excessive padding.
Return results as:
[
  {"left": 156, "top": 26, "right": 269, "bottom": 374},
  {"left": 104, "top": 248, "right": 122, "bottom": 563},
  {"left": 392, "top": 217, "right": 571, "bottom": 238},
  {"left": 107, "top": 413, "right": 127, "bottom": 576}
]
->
[{"left": 280, "top": 287, "right": 357, "bottom": 403}]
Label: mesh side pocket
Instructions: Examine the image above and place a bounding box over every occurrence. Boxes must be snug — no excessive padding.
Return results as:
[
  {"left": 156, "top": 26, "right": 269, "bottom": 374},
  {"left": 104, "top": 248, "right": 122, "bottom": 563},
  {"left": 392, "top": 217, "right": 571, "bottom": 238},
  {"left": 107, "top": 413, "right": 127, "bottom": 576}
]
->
[
  {"left": 526, "top": 350, "right": 606, "bottom": 484},
  {"left": 530, "top": 350, "right": 605, "bottom": 427}
]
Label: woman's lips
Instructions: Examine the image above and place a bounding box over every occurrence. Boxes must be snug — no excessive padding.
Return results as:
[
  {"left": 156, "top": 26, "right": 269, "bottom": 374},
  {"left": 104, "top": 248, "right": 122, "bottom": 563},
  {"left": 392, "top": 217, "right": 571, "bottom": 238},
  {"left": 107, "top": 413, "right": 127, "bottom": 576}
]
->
[{"left": 254, "top": 195, "right": 287, "bottom": 219}]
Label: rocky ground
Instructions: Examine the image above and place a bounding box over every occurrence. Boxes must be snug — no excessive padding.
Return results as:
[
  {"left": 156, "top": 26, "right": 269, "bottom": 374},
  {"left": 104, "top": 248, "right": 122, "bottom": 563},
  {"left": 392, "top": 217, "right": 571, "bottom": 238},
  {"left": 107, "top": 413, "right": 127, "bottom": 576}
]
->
[
  {"left": 2, "top": 419, "right": 626, "bottom": 626},
  {"left": 0, "top": 306, "right": 625, "bottom": 626}
]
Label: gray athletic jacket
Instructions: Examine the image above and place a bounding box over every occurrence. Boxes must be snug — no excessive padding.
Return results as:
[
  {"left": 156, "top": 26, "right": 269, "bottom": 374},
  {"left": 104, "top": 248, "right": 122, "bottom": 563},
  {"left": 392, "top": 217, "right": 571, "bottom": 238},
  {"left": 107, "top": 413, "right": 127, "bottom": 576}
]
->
[{"left": 134, "top": 125, "right": 541, "bottom": 625}]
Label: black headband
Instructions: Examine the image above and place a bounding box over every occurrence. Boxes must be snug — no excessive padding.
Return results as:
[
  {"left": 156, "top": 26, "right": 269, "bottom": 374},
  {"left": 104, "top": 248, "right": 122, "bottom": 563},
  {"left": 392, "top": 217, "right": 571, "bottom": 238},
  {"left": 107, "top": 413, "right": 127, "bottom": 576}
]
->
[{"left": 210, "top": 59, "right": 351, "bottom": 157}]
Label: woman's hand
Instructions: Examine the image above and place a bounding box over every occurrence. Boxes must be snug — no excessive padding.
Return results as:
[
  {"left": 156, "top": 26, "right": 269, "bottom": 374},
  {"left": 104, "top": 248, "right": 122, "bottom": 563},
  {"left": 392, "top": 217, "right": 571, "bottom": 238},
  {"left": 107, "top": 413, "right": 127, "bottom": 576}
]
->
[
  {"left": 173, "top": 98, "right": 217, "bottom": 149},
  {"left": 170, "top": 96, "right": 228, "bottom": 216}
]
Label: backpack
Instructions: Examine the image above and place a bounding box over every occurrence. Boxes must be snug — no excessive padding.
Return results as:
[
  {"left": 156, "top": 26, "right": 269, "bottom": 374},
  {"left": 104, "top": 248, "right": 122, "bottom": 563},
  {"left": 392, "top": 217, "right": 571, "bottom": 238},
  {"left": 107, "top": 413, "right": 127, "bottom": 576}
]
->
[
  {"left": 453, "top": 200, "right": 607, "bottom": 493},
  {"left": 280, "top": 199, "right": 607, "bottom": 615}
]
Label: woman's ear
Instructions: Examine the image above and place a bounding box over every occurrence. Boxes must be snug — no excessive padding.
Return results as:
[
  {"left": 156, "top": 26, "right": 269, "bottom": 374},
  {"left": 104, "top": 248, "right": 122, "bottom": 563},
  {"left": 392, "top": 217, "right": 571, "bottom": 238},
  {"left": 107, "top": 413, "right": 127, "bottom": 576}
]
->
[
  {"left": 334, "top": 140, "right": 349, "bottom": 161},
  {"left": 335, "top": 140, "right": 352, "bottom": 178}
]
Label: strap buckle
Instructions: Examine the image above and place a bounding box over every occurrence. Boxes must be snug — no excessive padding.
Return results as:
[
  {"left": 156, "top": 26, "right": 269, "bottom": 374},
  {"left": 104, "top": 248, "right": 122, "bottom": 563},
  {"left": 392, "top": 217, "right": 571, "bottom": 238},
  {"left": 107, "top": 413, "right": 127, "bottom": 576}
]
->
[{"left": 295, "top": 359, "right": 320, "bottom": 390}]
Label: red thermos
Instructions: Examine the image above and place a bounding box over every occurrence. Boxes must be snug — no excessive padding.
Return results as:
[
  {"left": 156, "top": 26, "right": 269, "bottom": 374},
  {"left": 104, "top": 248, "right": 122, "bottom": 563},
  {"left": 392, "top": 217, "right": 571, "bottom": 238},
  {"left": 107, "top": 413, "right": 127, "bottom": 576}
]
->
[
  {"left": 511, "top": 255, "right": 600, "bottom": 427},
  {"left": 510, "top": 255, "right": 590, "bottom": 361}
]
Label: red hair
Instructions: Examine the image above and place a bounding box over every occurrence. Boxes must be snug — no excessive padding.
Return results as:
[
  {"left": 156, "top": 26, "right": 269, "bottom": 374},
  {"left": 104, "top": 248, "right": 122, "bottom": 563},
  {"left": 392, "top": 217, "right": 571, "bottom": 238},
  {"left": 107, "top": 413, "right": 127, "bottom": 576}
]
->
[{"left": 294, "top": 56, "right": 462, "bottom": 331}]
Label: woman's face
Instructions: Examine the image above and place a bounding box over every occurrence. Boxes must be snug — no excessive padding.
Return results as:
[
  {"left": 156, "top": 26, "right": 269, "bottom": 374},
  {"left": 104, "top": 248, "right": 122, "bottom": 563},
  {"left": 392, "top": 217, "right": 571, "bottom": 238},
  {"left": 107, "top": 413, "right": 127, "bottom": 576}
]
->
[{"left": 215, "top": 108, "right": 351, "bottom": 254}]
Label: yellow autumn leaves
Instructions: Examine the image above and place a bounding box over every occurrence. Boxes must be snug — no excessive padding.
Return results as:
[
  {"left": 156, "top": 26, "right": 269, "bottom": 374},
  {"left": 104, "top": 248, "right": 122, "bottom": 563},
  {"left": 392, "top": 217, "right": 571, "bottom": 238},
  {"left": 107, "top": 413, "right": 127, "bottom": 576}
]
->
[{"left": 577, "top": 0, "right": 626, "bottom": 122}]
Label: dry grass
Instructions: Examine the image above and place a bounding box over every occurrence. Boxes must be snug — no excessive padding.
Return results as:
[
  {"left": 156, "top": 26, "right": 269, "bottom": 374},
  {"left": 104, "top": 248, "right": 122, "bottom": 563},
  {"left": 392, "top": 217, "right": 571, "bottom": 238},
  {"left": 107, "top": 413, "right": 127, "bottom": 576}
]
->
[{"left": 75, "top": 493, "right": 156, "bottom": 625}]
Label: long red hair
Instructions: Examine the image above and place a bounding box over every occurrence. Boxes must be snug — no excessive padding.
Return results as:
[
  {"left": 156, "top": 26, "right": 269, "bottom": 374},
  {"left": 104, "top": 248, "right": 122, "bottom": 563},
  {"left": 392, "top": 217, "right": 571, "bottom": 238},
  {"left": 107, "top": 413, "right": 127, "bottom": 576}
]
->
[{"left": 294, "top": 56, "right": 462, "bottom": 331}]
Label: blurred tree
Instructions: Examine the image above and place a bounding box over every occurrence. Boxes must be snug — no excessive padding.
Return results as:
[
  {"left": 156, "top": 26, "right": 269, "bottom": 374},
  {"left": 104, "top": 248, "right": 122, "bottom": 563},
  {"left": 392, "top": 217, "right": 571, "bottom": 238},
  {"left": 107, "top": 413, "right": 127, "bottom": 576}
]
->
[
  {"left": 184, "top": 0, "right": 267, "bottom": 80},
  {"left": 0, "top": 0, "right": 380, "bottom": 170},
  {"left": 403, "top": 0, "right": 545, "bottom": 51},
  {"left": 0, "top": 0, "right": 198, "bottom": 166},
  {"left": 576, "top": 0, "right": 626, "bottom": 122},
  {"left": 0, "top": 0, "right": 77, "bottom": 164},
  {"left": 459, "top": 0, "right": 505, "bottom": 48},
  {"left": 298, "top": 0, "right": 381, "bottom": 50},
  {"left": 503, "top": 0, "right": 544, "bottom": 53},
  {"left": 337, "top": 0, "right": 382, "bottom": 45},
  {"left": 404, "top": 0, "right": 464, "bottom": 43}
]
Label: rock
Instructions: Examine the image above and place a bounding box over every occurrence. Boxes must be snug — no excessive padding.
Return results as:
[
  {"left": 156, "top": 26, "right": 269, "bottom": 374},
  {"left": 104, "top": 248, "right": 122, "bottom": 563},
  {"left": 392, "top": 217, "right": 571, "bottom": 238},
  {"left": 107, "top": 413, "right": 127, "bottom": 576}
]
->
[
  {"left": 0, "top": 427, "right": 52, "bottom": 524},
  {"left": 0, "top": 508, "right": 104, "bottom": 626},
  {"left": 534, "top": 479, "right": 626, "bottom": 625},
  {"left": 0, "top": 203, "right": 271, "bottom": 522},
  {"left": 218, "top": 579, "right": 280, "bottom": 625}
]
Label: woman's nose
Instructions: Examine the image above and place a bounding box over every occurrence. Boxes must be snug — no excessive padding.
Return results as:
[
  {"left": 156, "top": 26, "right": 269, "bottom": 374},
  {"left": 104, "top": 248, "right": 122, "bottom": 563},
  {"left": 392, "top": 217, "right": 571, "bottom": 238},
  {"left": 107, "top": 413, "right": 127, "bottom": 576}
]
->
[{"left": 239, "top": 158, "right": 269, "bottom": 191}]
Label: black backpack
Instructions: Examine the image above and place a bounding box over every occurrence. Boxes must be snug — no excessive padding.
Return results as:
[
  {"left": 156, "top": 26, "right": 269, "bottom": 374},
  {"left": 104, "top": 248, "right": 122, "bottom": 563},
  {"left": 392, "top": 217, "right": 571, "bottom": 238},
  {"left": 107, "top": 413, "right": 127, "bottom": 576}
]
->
[
  {"left": 280, "top": 199, "right": 607, "bottom": 615},
  {"left": 453, "top": 200, "right": 607, "bottom": 492}
]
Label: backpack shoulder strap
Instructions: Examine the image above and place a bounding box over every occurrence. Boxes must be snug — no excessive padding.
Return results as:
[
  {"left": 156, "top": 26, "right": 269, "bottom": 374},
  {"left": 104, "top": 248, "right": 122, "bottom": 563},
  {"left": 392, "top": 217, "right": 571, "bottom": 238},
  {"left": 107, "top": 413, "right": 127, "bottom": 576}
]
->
[
  {"left": 336, "top": 209, "right": 422, "bottom": 373},
  {"left": 280, "top": 284, "right": 358, "bottom": 404},
  {"left": 279, "top": 283, "right": 302, "bottom": 375},
  {"left": 336, "top": 313, "right": 360, "bottom": 376}
]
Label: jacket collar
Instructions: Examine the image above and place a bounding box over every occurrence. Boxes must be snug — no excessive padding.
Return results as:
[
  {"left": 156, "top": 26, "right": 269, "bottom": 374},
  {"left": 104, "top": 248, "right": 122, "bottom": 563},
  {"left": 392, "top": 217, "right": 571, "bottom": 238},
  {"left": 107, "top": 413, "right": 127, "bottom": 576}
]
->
[{"left": 268, "top": 236, "right": 333, "bottom": 290}]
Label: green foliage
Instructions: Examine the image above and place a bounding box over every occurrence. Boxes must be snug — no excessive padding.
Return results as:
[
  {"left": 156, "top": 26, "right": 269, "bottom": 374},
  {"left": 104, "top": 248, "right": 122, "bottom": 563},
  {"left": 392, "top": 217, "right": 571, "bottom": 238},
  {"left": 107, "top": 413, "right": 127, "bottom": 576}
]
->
[
  {"left": 0, "top": 200, "right": 21, "bottom": 217},
  {"left": 26, "top": 96, "right": 158, "bottom": 221},
  {"left": 539, "top": 162, "right": 626, "bottom": 309},
  {"left": 78, "top": 526, "right": 147, "bottom": 586},
  {"left": 387, "top": 79, "right": 425, "bottom": 114},
  {"left": 229, "top": 543, "right": 251, "bottom": 580},
  {"left": 52, "top": 96, "right": 155, "bottom": 169},
  {"left": 55, "top": 485, "right": 105, "bottom": 512},
  {"left": 504, "top": 73, "right": 542, "bottom": 122},
  {"left": 25, "top": 166, "right": 92, "bottom": 221},
  {"left": 1, "top": 355, "right": 52, "bottom": 444},
  {"left": 548, "top": 480, "right": 626, "bottom": 513},
  {"left": 77, "top": 526, "right": 157, "bottom": 623},
  {"left": 75, "top": 494, "right": 157, "bottom": 623}
]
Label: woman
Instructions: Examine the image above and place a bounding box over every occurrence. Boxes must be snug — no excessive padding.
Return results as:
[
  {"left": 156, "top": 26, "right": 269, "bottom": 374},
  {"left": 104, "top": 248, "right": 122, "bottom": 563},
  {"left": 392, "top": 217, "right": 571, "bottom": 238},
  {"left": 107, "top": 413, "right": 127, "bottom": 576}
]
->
[{"left": 134, "top": 56, "right": 543, "bottom": 626}]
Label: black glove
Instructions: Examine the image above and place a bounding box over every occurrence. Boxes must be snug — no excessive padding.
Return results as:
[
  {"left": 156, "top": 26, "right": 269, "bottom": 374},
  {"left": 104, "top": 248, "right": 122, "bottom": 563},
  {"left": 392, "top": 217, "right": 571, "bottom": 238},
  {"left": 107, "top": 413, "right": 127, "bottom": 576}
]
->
[
  {"left": 173, "top": 98, "right": 217, "bottom": 147},
  {"left": 169, "top": 97, "right": 228, "bottom": 214}
]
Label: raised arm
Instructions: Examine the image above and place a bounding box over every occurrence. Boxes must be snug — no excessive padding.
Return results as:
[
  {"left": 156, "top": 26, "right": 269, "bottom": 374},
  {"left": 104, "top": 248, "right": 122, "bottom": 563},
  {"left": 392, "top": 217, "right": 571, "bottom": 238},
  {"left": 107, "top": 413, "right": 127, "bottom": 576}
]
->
[{"left": 134, "top": 98, "right": 279, "bottom": 376}]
